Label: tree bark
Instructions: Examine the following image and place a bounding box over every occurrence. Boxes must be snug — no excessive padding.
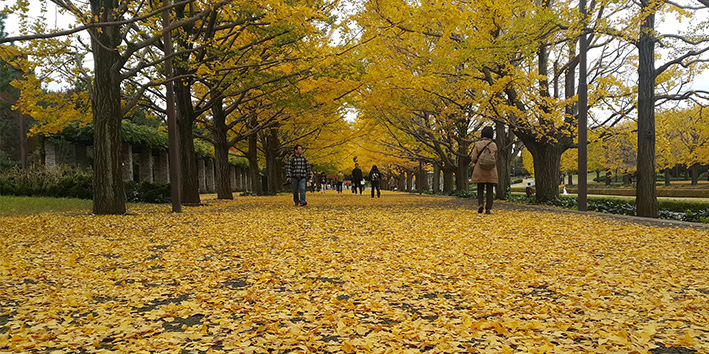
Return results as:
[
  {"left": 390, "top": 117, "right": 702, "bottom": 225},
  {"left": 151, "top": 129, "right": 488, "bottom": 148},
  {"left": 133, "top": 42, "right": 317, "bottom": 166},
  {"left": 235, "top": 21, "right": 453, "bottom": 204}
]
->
[
  {"left": 526, "top": 142, "right": 565, "bottom": 203},
  {"left": 432, "top": 163, "right": 441, "bottom": 193},
  {"left": 264, "top": 128, "right": 282, "bottom": 194},
  {"left": 172, "top": 3, "right": 201, "bottom": 205},
  {"left": 406, "top": 170, "right": 414, "bottom": 191},
  {"left": 417, "top": 160, "right": 428, "bottom": 193},
  {"left": 455, "top": 141, "right": 470, "bottom": 192},
  {"left": 636, "top": 0, "right": 658, "bottom": 218},
  {"left": 664, "top": 169, "right": 671, "bottom": 186},
  {"left": 442, "top": 166, "right": 454, "bottom": 193},
  {"left": 211, "top": 98, "right": 232, "bottom": 199},
  {"left": 606, "top": 170, "right": 612, "bottom": 186},
  {"left": 176, "top": 91, "right": 200, "bottom": 204},
  {"left": 691, "top": 163, "right": 699, "bottom": 185},
  {"left": 90, "top": 0, "right": 126, "bottom": 215},
  {"left": 247, "top": 132, "right": 262, "bottom": 195},
  {"left": 495, "top": 122, "right": 513, "bottom": 199}
]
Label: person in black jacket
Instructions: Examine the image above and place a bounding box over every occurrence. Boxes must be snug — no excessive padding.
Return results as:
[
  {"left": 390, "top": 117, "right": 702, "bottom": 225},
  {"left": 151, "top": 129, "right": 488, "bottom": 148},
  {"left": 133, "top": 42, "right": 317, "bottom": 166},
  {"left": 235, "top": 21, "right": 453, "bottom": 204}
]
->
[
  {"left": 369, "top": 165, "right": 382, "bottom": 198},
  {"left": 351, "top": 163, "right": 363, "bottom": 195}
]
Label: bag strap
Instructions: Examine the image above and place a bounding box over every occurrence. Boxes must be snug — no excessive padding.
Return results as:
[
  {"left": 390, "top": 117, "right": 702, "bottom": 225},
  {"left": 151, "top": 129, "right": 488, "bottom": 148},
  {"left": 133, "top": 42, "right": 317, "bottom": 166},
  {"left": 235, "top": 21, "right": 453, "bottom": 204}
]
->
[{"left": 477, "top": 140, "right": 493, "bottom": 159}]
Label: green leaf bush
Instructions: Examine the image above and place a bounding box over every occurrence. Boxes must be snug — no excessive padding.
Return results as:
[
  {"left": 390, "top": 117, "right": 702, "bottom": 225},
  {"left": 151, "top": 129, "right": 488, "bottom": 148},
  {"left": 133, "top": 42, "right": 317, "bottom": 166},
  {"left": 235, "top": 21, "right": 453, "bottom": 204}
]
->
[{"left": 0, "top": 167, "right": 171, "bottom": 203}]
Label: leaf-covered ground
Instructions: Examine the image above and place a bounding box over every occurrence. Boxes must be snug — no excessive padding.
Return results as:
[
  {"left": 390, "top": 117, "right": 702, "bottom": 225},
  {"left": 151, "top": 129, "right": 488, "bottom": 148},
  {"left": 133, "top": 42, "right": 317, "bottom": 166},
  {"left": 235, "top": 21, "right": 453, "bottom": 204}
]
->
[{"left": 1, "top": 193, "right": 708, "bottom": 353}]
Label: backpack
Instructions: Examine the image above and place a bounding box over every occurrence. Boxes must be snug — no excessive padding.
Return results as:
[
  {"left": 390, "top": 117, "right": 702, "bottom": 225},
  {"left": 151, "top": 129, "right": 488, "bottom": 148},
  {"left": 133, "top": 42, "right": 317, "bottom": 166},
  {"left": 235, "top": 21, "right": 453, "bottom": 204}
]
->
[
  {"left": 371, "top": 171, "right": 380, "bottom": 181},
  {"left": 477, "top": 142, "right": 496, "bottom": 170}
]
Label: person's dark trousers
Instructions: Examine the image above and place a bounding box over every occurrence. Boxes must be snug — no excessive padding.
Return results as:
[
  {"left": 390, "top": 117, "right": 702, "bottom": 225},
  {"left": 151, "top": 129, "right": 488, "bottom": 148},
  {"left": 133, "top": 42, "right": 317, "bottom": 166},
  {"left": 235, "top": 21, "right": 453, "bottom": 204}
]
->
[
  {"left": 371, "top": 182, "right": 380, "bottom": 198},
  {"left": 292, "top": 177, "right": 306, "bottom": 204},
  {"left": 352, "top": 182, "right": 357, "bottom": 193},
  {"left": 477, "top": 183, "right": 494, "bottom": 211},
  {"left": 337, "top": 182, "right": 343, "bottom": 193}
]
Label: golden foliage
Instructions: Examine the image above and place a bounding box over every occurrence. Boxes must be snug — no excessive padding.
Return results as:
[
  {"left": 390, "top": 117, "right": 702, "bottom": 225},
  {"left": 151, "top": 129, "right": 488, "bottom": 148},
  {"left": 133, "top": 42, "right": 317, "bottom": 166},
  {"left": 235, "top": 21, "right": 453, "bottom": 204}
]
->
[{"left": 1, "top": 195, "right": 708, "bottom": 353}]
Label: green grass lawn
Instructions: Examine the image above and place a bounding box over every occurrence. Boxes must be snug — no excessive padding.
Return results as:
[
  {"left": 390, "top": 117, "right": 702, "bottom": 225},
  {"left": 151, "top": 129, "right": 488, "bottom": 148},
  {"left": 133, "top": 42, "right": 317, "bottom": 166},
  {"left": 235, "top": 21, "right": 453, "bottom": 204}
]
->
[{"left": 0, "top": 196, "right": 92, "bottom": 216}]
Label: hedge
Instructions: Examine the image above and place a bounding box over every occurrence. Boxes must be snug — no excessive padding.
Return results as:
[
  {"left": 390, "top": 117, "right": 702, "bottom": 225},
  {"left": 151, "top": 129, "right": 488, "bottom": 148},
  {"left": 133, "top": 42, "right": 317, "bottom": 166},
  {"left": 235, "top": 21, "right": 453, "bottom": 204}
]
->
[
  {"left": 511, "top": 186, "right": 709, "bottom": 198},
  {"left": 0, "top": 167, "right": 171, "bottom": 204},
  {"left": 506, "top": 193, "right": 709, "bottom": 224}
]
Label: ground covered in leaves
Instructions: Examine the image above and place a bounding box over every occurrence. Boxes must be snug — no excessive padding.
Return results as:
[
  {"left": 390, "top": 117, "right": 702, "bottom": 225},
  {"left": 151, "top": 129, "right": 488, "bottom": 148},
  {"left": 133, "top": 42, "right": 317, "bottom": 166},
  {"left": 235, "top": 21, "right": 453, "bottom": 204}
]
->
[{"left": 1, "top": 193, "right": 708, "bottom": 353}]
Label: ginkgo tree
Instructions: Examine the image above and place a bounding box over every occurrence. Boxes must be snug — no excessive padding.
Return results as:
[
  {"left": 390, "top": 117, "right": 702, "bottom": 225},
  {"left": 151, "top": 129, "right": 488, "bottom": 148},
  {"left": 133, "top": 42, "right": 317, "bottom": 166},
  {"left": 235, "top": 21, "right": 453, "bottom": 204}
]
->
[
  {"left": 656, "top": 104, "right": 709, "bottom": 185},
  {"left": 628, "top": 0, "right": 709, "bottom": 217},
  {"left": 351, "top": 0, "right": 496, "bottom": 193},
  {"left": 1, "top": 0, "right": 224, "bottom": 214},
  {"left": 349, "top": 0, "right": 645, "bottom": 203}
]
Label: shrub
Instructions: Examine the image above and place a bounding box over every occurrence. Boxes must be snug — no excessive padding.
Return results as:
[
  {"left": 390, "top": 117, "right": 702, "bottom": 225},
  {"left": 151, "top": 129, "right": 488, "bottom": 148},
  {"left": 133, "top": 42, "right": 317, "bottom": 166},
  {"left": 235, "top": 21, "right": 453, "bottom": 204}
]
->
[
  {"left": 124, "top": 181, "right": 171, "bottom": 203},
  {"left": 0, "top": 167, "right": 171, "bottom": 203},
  {"left": 0, "top": 166, "right": 93, "bottom": 199},
  {"left": 448, "top": 190, "right": 476, "bottom": 198}
]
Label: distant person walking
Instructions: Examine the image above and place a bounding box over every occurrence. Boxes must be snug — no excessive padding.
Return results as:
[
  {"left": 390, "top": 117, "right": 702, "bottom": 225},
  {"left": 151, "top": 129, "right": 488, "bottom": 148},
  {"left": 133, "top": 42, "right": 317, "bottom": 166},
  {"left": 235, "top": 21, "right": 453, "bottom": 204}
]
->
[
  {"left": 336, "top": 171, "right": 344, "bottom": 193},
  {"left": 388, "top": 176, "right": 397, "bottom": 191},
  {"left": 470, "top": 126, "right": 498, "bottom": 214},
  {"left": 286, "top": 145, "right": 312, "bottom": 206},
  {"left": 369, "top": 165, "right": 382, "bottom": 198},
  {"left": 320, "top": 172, "right": 327, "bottom": 194},
  {"left": 352, "top": 163, "right": 363, "bottom": 195}
]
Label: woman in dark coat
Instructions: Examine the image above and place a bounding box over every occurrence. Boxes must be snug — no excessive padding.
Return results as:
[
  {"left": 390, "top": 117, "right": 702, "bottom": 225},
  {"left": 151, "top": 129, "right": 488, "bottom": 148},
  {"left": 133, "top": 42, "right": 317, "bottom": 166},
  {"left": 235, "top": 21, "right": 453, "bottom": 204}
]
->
[
  {"left": 369, "top": 165, "right": 382, "bottom": 198},
  {"left": 470, "top": 126, "right": 498, "bottom": 214}
]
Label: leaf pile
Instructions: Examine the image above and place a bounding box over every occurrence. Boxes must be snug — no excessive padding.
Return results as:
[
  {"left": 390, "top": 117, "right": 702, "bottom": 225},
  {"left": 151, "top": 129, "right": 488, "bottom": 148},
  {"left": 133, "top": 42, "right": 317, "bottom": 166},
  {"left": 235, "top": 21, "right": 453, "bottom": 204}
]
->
[{"left": 1, "top": 194, "right": 708, "bottom": 353}]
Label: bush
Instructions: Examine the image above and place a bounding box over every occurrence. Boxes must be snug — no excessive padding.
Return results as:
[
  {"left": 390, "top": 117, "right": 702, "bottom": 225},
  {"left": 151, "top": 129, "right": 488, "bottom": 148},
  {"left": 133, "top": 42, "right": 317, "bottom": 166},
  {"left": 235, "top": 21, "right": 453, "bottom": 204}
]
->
[
  {"left": 124, "top": 181, "right": 171, "bottom": 203},
  {"left": 448, "top": 190, "right": 476, "bottom": 198},
  {"left": 0, "top": 166, "right": 93, "bottom": 199},
  {"left": 0, "top": 167, "right": 171, "bottom": 203}
]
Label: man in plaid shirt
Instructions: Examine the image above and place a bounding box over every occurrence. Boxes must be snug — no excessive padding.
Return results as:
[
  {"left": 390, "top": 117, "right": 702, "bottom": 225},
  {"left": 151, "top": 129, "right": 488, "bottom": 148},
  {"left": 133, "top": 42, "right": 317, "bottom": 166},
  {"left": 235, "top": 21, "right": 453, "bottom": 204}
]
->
[{"left": 286, "top": 144, "right": 312, "bottom": 206}]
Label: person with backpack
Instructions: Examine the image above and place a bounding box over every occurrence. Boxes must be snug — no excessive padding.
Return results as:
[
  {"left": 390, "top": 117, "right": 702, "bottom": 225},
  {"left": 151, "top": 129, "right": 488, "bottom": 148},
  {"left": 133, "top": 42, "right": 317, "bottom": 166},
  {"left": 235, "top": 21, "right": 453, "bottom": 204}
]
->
[
  {"left": 470, "top": 126, "right": 498, "bottom": 214},
  {"left": 369, "top": 165, "right": 382, "bottom": 198}
]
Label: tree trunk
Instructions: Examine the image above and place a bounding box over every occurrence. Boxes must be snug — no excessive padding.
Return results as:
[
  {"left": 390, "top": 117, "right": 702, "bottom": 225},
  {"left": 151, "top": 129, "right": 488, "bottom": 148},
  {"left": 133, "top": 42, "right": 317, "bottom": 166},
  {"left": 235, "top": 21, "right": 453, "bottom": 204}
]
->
[
  {"left": 264, "top": 128, "right": 282, "bottom": 194},
  {"left": 568, "top": 173, "right": 574, "bottom": 186},
  {"left": 455, "top": 142, "right": 471, "bottom": 192},
  {"left": 90, "top": 0, "right": 125, "bottom": 215},
  {"left": 664, "top": 169, "right": 670, "bottom": 186},
  {"left": 397, "top": 172, "right": 406, "bottom": 191},
  {"left": 442, "top": 166, "right": 454, "bottom": 193},
  {"left": 526, "top": 143, "right": 565, "bottom": 203},
  {"left": 418, "top": 160, "right": 428, "bottom": 193},
  {"left": 495, "top": 122, "right": 512, "bottom": 200},
  {"left": 691, "top": 164, "right": 699, "bottom": 185},
  {"left": 636, "top": 0, "right": 658, "bottom": 218},
  {"left": 176, "top": 100, "right": 200, "bottom": 205},
  {"left": 247, "top": 132, "right": 262, "bottom": 195},
  {"left": 211, "top": 98, "right": 232, "bottom": 199},
  {"left": 433, "top": 163, "right": 441, "bottom": 193},
  {"left": 406, "top": 170, "right": 414, "bottom": 191},
  {"left": 606, "top": 170, "right": 612, "bottom": 186}
]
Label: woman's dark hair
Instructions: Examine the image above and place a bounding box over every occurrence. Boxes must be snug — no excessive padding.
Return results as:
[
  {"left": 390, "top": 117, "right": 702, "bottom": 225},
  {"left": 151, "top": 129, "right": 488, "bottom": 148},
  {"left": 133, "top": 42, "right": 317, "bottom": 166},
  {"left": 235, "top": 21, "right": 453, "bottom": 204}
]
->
[
  {"left": 372, "top": 165, "right": 378, "bottom": 170},
  {"left": 481, "top": 126, "right": 494, "bottom": 139}
]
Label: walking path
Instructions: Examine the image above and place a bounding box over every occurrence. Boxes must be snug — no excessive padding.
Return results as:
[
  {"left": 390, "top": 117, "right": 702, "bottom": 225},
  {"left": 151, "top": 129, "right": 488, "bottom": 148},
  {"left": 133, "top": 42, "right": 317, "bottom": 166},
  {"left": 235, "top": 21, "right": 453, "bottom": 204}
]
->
[{"left": 1, "top": 193, "right": 707, "bottom": 353}]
